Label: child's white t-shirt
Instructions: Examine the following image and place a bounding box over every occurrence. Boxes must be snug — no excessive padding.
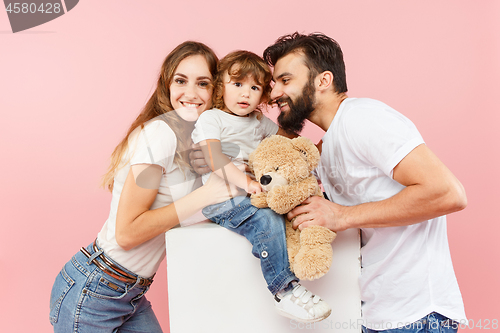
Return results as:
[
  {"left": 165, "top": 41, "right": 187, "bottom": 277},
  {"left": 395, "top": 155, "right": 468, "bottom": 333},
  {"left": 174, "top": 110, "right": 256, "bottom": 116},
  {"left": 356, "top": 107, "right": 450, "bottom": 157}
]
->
[
  {"left": 97, "top": 119, "right": 200, "bottom": 278},
  {"left": 314, "top": 98, "right": 466, "bottom": 329},
  {"left": 192, "top": 108, "right": 279, "bottom": 184}
]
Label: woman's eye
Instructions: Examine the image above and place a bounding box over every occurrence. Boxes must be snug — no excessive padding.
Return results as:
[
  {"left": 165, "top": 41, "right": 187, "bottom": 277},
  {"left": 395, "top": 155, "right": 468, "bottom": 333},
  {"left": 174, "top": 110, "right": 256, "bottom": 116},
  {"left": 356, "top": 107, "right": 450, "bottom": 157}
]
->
[
  {"left": 198, "top": 81, "right": 210, "bottom": 88},
  {"left": 174, "top": 78, "right": 186, "bottom": 85}
]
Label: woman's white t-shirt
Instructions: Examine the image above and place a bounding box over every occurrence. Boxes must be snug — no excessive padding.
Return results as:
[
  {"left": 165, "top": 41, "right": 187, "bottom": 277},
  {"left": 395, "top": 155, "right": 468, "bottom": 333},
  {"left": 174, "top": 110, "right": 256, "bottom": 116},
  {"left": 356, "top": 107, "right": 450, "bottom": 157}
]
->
[{"left": 97, "top": 119, "right": 200, "bottom": 278}]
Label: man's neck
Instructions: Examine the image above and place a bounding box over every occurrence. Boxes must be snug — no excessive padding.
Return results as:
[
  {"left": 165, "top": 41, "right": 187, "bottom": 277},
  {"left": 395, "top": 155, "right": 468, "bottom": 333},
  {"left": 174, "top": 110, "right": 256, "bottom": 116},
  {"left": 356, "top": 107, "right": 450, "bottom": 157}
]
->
[{"left": 308, "top": 92, "right": 348, "bottom": 132}]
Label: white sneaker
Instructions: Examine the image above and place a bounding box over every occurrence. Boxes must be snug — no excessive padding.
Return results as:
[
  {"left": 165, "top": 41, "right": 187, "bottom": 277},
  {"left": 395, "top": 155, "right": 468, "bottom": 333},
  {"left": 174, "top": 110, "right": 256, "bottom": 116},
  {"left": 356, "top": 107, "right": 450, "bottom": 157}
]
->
[{"left": 274, "top": 283, "right": 332, "bottom": 323}]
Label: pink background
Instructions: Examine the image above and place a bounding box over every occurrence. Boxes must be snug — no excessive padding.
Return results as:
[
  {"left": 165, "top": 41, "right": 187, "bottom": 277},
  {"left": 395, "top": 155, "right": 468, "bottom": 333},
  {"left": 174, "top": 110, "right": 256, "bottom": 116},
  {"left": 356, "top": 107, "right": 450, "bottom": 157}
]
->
[{"left": 1, "top": 1, "right": 498, "bottom": 332}]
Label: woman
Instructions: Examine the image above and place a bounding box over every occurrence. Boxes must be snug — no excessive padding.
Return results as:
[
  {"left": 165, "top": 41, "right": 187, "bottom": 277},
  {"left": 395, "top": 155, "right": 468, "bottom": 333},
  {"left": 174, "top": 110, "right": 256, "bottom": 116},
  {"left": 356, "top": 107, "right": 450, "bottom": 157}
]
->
[{"left": 49, "top": 41, "right": 241, "bottom": 332}]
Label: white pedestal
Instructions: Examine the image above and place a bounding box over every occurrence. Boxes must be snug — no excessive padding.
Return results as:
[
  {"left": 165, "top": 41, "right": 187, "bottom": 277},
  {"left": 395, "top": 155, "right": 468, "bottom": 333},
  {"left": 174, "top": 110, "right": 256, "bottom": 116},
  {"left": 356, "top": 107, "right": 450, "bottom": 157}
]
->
[{"left": 166, "top": 222, "right": 361, "bottom": 332}]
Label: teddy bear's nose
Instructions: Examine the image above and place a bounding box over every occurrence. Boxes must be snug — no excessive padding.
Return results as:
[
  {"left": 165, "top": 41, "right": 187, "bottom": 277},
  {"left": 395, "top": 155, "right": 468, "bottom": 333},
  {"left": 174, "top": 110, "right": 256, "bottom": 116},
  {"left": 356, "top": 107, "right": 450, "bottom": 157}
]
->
[{"left": 260, "top": 175, "right": 272, "bottom": 186}]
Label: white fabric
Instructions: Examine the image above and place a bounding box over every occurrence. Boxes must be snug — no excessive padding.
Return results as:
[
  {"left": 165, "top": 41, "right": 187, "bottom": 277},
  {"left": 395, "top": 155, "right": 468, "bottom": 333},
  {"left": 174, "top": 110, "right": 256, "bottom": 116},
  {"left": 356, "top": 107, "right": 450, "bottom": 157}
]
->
[
  {"left": 314, "top": 98, "right": 466, "bottom": 329},
  {"left": 97, "top": 119, "right": 201, "bottom": 278},
  {"left": 192, "top": 108, "right": 279, "bottom": 183}
]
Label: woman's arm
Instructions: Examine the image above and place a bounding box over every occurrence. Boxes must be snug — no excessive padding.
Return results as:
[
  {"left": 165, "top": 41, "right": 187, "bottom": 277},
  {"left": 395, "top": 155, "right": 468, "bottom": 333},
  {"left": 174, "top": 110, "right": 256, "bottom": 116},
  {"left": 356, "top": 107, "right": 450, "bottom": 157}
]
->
[
  {"left": 115, "top": 163, "right": 241, "bottom": 250},
  {"left": 198, "top": 139, "right": 261, "bottom": 193}
]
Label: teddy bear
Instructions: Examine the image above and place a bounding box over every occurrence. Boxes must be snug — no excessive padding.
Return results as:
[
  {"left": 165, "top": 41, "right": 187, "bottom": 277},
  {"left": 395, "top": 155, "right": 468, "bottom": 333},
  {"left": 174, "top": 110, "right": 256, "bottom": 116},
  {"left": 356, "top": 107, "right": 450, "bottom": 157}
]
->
[{"left": 248, "top": 135, "right": 337, "bottom": 281}]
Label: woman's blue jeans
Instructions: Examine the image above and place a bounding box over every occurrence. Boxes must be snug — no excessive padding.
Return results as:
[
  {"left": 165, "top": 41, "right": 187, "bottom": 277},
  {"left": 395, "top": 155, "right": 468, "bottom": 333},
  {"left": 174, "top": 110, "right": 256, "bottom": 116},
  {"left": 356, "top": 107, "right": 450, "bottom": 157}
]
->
[
  {"left": 362, "top": 312, "right": 459, "bottom": 333},
  {"left": 49, "top": 242, "right": 162, "bottom": 332},
  {"left": 202, "top": 196, "right": 297, "bottom": 295}
]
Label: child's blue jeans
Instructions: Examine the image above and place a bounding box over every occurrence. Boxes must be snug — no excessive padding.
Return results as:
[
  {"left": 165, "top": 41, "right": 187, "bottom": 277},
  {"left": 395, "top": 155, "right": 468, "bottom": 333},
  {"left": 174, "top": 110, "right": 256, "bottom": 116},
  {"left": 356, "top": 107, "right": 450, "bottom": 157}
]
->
[{"left": 202, "top": 196, "right": 298, "bottom": 295}]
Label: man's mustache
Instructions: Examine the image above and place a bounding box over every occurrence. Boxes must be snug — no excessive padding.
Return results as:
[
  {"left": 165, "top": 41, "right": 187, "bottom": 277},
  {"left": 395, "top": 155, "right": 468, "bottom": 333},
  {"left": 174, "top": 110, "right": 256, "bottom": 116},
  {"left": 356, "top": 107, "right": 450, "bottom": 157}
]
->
[{"left": 272, "top": 97, "right": 292, "bottom": 108}]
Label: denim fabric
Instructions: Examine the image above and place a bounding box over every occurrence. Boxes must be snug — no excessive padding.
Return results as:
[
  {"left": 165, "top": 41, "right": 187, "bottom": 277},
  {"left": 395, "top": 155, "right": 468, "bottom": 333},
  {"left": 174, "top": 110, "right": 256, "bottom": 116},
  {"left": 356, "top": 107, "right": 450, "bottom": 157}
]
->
[
  {"left": 49, "top": 243, "right": 162, "bottom": 333},
  {"left": 362, "top": 312, "right": 459, "bottom": 333},
  {"left": 202, "top": 196, "right": 297, "bottom": 295}
]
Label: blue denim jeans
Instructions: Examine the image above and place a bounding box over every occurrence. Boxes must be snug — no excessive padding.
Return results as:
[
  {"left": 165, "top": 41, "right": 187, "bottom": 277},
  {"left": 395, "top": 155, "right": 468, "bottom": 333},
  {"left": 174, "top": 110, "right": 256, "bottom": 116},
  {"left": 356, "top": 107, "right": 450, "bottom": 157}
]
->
[
  {"left": 362, "top": 312, "right": 459, "bottom": 333},
  {"left": 202, "top": 196, "right": 297, "bottom": 295},
  {"left": 49, "top": 242, "right": 162, "bottom": 333}
]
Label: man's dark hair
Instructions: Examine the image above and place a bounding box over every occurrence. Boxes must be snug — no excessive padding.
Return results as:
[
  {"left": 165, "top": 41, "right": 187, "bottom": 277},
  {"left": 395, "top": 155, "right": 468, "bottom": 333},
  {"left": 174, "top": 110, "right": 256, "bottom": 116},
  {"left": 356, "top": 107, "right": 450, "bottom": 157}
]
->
[{"left": 263, "top": 32, "right": 348, "bottom": 93}]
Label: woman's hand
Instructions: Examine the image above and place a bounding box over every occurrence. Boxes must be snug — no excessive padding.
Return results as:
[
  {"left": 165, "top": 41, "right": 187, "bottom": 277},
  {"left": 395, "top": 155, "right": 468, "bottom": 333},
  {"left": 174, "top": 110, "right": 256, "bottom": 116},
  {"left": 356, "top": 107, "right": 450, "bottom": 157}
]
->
[{"left": 189, "top": 143, "right": 211, "bottom": 175}]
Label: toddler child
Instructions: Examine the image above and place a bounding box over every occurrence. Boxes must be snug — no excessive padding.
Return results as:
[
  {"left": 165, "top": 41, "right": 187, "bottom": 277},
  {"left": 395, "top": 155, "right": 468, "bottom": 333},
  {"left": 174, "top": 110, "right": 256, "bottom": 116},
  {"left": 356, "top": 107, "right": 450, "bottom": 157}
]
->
[{"left": 191, "top": 50, "right": 331, "bottom": 323}]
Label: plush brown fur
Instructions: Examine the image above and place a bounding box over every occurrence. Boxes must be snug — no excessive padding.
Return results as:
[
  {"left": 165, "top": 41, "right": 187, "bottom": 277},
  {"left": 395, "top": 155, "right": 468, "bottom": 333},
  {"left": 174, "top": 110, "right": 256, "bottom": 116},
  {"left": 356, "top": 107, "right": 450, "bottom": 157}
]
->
[{"left": 249, "top": 135, "right": 337, "bottom": 280}]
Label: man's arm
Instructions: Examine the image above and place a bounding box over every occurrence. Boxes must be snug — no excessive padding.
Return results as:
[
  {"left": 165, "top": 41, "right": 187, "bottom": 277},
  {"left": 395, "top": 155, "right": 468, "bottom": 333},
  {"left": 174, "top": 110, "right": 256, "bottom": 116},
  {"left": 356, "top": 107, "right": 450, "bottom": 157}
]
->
[{"left": 289, "top": 144, "right": 467, "bottom": 231}]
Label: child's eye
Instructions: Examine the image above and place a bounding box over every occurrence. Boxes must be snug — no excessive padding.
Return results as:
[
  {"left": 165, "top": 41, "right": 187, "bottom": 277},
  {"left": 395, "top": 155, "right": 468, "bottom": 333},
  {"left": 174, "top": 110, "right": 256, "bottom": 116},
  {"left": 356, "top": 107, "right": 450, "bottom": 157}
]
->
[
  {"left": 234, "top": 82, "right": 242, "bottom": 87},
  {"left": 251, "top": 86, "right": 260, "bottom": 91}
]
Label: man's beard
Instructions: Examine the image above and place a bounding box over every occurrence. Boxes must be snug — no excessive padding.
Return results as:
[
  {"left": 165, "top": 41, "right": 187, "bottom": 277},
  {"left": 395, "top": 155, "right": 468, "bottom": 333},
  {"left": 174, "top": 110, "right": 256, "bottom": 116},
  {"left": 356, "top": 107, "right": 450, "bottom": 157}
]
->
[{"left": 277, "top": 78, "right": 316, "bottom": 135}]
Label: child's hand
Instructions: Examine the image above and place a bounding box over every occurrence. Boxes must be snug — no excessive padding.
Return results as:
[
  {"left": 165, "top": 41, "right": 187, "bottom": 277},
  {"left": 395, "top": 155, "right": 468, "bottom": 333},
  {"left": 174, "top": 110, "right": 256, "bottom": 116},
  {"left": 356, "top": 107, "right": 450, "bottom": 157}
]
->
[{"left": 247, "top": 180, "right": 262, "bottom": 194}]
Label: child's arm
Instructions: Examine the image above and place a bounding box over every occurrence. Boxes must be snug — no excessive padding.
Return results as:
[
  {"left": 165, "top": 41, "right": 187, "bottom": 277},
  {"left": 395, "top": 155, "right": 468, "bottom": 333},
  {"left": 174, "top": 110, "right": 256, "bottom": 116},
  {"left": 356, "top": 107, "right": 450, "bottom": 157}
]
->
[{"left": 198, "top": 139, "right": 261, "bottom": 194}]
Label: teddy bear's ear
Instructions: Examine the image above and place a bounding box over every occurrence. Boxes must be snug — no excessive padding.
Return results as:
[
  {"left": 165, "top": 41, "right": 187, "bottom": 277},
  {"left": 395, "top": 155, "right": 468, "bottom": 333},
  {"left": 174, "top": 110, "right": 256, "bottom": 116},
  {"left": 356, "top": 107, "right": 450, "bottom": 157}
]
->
[{"left": 291, "top": 137, "right": 320, "bottom": 170}]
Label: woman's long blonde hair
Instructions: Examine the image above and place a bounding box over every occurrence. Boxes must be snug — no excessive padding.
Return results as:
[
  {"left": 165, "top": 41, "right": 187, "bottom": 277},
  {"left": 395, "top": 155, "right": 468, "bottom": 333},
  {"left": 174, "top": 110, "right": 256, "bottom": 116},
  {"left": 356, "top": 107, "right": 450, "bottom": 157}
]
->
[{"left": 101, "top": 41, "right": 219, "bottom": 191}]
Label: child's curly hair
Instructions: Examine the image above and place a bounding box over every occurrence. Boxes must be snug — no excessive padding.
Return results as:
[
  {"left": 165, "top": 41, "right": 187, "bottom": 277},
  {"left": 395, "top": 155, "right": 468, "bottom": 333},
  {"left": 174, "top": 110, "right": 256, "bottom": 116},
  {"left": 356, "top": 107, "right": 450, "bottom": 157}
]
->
[{"left": 213, "top": 50, "right": 272, "bottom": 115}]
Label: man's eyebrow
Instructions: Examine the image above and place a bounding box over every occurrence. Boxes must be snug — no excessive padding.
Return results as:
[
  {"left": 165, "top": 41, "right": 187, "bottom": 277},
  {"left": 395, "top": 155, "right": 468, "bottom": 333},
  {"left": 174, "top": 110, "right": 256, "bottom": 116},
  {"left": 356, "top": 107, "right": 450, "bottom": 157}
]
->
[{"left": 275, "top": 72, "right": 292, "bottom": 80}]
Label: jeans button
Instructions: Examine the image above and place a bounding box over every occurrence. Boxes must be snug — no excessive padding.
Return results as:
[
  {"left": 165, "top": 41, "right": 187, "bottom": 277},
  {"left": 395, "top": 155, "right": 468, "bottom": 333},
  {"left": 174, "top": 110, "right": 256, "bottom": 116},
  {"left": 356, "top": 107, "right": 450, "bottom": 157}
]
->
[{"left": 261, "top": 250, "right": 268, "bottom": 258}]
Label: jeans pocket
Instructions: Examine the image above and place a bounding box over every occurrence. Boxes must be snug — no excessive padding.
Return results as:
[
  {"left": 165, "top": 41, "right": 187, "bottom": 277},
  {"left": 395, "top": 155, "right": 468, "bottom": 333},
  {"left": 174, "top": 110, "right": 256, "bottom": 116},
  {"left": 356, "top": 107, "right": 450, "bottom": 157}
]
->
[
  {"left": 49, "top": 267, "right": 75, "bottom": 324},
  {"left": 84, "top": 275, "right": 130, "bottom": 300}
]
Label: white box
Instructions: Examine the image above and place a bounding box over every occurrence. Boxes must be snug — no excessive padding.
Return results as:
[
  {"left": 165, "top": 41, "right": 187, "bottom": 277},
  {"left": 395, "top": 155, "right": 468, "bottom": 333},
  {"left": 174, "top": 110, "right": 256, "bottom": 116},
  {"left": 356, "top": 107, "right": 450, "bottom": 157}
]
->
[{"left": 166, "top": 222, "right": 361, "bottom": 332}]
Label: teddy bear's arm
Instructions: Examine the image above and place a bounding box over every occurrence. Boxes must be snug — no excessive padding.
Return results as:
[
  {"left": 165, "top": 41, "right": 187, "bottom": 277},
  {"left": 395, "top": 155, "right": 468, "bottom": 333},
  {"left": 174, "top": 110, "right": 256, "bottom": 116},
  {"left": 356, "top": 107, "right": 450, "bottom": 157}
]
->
[
  {"left": 267, "top": 176, "right": 319, "bottom": 214},
  {"left": 251, "top": 192, "right": 269, "bottom": 208}
]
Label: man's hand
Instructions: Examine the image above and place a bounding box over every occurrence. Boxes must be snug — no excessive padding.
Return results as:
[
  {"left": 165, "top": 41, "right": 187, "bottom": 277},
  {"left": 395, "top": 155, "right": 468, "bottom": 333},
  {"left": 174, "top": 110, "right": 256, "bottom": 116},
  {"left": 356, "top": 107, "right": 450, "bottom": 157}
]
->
[
  {"left": 290, "top": 144, "right": 467, "bottom": 232},
  {"left": 287, "top": 196, "right": 347, "bottom": 232},
  {"left": 189, "top": 143, "right": 211, "bottom": 175}
]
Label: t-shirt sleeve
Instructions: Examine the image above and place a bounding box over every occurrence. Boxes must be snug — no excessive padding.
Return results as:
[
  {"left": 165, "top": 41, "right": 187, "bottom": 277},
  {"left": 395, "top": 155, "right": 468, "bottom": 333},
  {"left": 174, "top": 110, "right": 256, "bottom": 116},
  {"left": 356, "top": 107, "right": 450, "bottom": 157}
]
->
[
  {"left": 343, "top": 104, "right": 425, "bottom": 178},
  {"left": 129, "top": 120, "right": 176, "bottom": 172},
  {"left": 259, "top": 114, "right": 279, "bottom": 137},
  {"left": 192, "top": 110, "right": 223, "bottom": 144}
]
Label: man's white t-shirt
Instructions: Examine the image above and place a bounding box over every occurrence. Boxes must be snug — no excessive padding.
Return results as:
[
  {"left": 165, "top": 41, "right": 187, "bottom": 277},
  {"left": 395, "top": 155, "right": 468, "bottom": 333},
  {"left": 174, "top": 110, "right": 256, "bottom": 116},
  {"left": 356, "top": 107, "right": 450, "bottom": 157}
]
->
[
  {"left": 97, "top": 119, "right": 200, "bottom": 278},
  {"left": 314, "top": 98, "right": 466, "bottom": 329},
  {"left": 192, "top": 108, "right": 279, "bottom": 183}
]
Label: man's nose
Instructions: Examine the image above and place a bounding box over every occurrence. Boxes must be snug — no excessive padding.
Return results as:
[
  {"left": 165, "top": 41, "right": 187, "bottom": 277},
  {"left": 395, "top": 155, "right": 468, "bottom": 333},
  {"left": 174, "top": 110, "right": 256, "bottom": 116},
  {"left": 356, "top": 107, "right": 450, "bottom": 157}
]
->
[{"left": 270, "top": 84, "right": 282, "bottom": 102}]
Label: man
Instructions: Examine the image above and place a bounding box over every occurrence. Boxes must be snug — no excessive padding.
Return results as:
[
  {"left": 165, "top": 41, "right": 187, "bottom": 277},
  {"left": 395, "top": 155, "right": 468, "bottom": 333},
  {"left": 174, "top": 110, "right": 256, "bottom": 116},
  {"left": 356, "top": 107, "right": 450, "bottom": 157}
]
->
[{"left": 262, "top": 32, "right": 467, "bottom": 332}]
